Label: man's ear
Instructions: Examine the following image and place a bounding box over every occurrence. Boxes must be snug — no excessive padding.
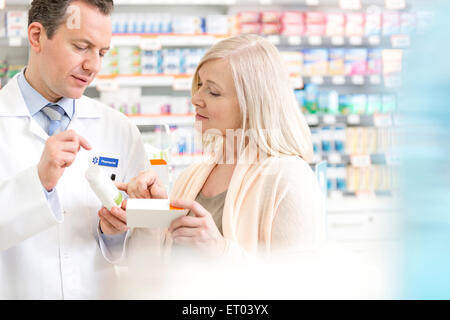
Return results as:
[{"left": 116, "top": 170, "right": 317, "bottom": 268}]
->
[{"left": 28, "top": 22, "right": 46, "bottom": 54}]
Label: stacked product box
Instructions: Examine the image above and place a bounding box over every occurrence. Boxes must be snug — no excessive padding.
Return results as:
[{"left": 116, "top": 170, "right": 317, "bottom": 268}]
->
[
  {"left": 365, "top": 11, "right": 382, "bottom": 36},
  {"left": 100, "top": 90, "right": 193, "bottom": 116},
  {"left": 302, "top": 49, "right": 328, "bottom": 76},
  {"left": 296, "top": 85, "right": 397, "bottom": 115},
  {"left": 326, "top": 13, "right": 345, "bottom": 37},
  {"left": 110, "top": 11, "right": 427, "bottom": 37},
  {"left": 305, "top": 12, "right": 326, "bottom": 36},
  {"left": 280, "top": 11, "right": 304, "bottom": 36},
  {"left": 346, "top": 13, "right": 365, "bottom": 37},
  {"left": 101, "top": 48, "right": 207, "bottom": 76},
  {"left": 281, "top": 51, "right": 303, "bottom": 76},
  {"left": 6, "top": 11, "right": 27, "bottom": 38},
  {"left": 260, "top": 11, "right": 280, "bottom": 35}
]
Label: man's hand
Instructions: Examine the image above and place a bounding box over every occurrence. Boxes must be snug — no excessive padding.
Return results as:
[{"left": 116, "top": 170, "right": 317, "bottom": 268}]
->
[
  {"left": 98, "top": 200, "right": 128, "bottom": 235},
  {"left": 38, "top": 129, "right": 92, "bottom": 191}
]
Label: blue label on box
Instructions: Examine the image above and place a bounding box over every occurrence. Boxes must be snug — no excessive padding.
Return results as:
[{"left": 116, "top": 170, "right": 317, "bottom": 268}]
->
[{"left": 98, "top": 157, "right": 119, "bottom": 168}]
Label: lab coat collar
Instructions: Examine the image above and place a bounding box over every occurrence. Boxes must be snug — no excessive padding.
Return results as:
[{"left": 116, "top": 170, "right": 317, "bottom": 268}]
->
[
  {"left": 0, "top": 74, "right": 101, "bottom": 119},
  {"left": 17, "top": 69, "right": 75, "bottom": 120},
  {"left": 0, "top": 73, "right": 30, "bottom": 117}
]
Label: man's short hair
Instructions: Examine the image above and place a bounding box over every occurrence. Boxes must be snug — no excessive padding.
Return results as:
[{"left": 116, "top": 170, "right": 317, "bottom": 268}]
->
[{"left": 28, "top": 0, "right": 114, "bottom": 39}]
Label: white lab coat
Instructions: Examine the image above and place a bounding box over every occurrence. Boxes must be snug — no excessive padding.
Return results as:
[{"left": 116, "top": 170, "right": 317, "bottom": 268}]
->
[{"left": 0, "top": 75, "right": 149, "bottom": 299}]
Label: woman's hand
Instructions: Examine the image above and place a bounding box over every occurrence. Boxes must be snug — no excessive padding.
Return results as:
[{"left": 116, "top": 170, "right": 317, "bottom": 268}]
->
[
  {"left": 115, "top": 169, "right": 167, "bottom": 199},
  {"left": 98, "top": 200, "right": 128, "bottom": 235},
  {"left": 168, "top": 199, "right": 226, "bottom": 257}
]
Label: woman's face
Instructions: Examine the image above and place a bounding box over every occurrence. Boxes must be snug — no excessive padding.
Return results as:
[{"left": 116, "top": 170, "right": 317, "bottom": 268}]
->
[{"left": 191, "top": 58, "right": 241, "bottom": 135}]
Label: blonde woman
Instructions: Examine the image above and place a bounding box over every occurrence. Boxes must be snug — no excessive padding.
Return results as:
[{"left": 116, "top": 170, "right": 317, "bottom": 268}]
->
[{"left": 98, "top": 34, "right": 325, "bottom": 258}]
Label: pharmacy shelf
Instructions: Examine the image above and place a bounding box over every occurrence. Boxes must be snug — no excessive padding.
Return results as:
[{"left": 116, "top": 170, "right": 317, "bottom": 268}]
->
[
  {"left": 304, "top": 113, "right": 394, "bottom": 127},
  {"left": 114, "top": 0, "right": 236, "bottom": 5},
  {"left": 111, "top": 34, "right": 228, "bottom": 48},
  {"left": 301, "top": 75, "right": 384, "bottom": 87},
  {"left": 327, "top": 196, "right": 398, "bottom": 214},
  {"left": 108, "top": 34, "right": 410, "bottom": 49},
  {"left": 0, "top": 37, "right": 28, "bottom": 47},
  {"left": 312, "top": 152, "right": 400, "bottom": 166},
  {"left": 90, "top": 74, "right": 392, "bottom": 90},
  {"left": 269, "top": 34, "right": 410, "bottom": 49},
  {"left": 89, "top": 74, "right": 192, "bottom": 90},
  {"left": 127, "top": 114, "right": 195, "bottom": 126}
]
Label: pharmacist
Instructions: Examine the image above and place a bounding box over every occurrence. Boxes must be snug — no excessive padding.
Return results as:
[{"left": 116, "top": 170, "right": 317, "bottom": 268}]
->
[{"left": 0, "top": 0, "right": 148, "bottom": 299}]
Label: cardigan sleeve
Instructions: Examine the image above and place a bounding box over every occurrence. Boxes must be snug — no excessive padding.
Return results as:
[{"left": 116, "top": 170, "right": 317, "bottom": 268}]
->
[{"left": 270, "top": 158, "right": 326, "bottom": 253}]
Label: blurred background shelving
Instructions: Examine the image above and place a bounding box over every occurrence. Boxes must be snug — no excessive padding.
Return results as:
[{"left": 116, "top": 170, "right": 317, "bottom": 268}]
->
[{"left": 0, "top": 0, "right": 427, "bottom": 249}]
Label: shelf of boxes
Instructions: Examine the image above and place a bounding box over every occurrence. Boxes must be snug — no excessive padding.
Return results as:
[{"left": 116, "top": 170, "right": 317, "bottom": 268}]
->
[
  {"left": 2, "top": 1, "right": 424, "bottom": 207},
  {"left": 127, "top": 114, "right": 195, "bottom": 126},
  {"left": 107, "top": 34, "right": 410, "bottom": 49},
  {"left": 304, "top": 113, "right": 393, "bottom": 127},
  {"left": 111, "top": 34, "right": 228, "bottom": 48}
]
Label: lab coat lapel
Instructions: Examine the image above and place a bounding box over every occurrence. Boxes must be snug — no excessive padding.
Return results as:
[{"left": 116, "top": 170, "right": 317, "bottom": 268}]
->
[{"left": 0, "top": 74, "right": 49, "bottom": 141}]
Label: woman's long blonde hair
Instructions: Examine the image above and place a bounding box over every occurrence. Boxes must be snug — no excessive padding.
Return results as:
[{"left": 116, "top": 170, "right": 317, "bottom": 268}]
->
[{"left": 192, "top": 34, "right": 313, "bottom": 163}]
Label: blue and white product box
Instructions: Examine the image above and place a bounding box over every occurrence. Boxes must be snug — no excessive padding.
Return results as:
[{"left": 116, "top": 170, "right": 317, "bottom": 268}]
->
[
  {"left": 172, "top": 16, "right": 203, "bottom": 34},
  {"left": 302, "top": 49, "right": 328, "bottom": 76},
  {"left": 326, "top": 164, "right": 336, "bottom": 192},
  {"left": 182, "top": 48, "right": 206, "bottom": 74},
  {"left": 141, "top": 50, "right": 162, "bottom": 74},
  {"left": 334, "top": 126, "right": 346, "bottom": 153},
  {"left": 112, "top": 14, "right": 128, "bottom": 34},
  {"left": 310, "top": 128, "right": 321, "bottom": 154},
  {"left": 6, "top": 11, "right": 28, "bottom": 38},
  {"left": 205, "top": 15, "right": 230, "bottom": 34},
  {"left": 162, "top": 49, "right": 182, "bottom": 74},
  {"left": 365, "top": 13, "right": 381, "bottom": 36},
  {"left": 335, "top": 164, "right": 347, "bottom": 191},
  {"left": 320, "top": 126, "right": 333, "bottom": 154}
]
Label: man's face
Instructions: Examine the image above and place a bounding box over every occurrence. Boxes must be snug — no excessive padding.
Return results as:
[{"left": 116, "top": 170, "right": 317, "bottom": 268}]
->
[{"left": 38, "top": 1, "right": 111, "bottom": 101}]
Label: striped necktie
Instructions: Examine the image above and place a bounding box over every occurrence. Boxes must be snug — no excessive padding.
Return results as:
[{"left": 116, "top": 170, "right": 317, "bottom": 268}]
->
[{"left": 41, "top": 104, "right": 66, "bottom": 136}]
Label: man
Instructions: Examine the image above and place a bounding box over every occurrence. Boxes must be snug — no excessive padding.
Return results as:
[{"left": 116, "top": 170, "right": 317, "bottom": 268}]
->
[{"left": 0, "top": 0, "right": 148, "bottom": 299}]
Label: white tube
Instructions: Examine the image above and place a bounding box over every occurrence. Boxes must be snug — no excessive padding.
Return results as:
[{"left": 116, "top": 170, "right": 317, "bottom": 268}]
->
[{"left": 85, "top": 166, "right": 123, "bottom": 211}]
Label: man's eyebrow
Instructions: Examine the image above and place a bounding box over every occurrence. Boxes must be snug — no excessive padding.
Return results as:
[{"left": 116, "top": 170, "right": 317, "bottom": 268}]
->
[{"left": 74, "top": 39, "right": 110, "bottom": 51}]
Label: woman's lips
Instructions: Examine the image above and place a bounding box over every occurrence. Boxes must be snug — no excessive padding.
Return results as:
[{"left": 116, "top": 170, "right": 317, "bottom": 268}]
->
[{"left": 195, "top": 113, "right": 208, "bottom": 121}]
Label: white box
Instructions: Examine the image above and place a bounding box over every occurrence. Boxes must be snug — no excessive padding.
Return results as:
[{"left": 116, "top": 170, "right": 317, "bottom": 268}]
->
[{"left": 126, "top": 199, "right": 187, "bottom": 228}]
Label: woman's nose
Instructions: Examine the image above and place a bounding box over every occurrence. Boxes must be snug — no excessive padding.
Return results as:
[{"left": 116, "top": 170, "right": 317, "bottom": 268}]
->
[{"left": 191, "top": 91, "right": 205, "bottom": 108}]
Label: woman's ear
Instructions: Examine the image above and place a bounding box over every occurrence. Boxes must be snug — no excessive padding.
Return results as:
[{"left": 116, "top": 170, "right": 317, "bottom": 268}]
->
[{"left": 28, "top": 22, "right": 45, "bottom": 54}]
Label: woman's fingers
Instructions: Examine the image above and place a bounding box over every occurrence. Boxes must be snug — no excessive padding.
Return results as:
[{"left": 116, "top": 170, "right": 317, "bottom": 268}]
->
[
  {"left": 115, "top": 182, "right": 128, "bottom": 192},
  {"left": 169, "top": 215, "right": 202, "bottom": 233},
  {"left": 170, "top": 199, "right": 208, "bottom": 218},
  {"left": 172, "top": 236, "right": 195, "bottom": 246}
]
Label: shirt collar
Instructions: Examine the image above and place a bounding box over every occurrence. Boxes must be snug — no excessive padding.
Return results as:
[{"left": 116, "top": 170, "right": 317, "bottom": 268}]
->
[{"left": 17, "top": 68, "right": 75, "bottom": 120}]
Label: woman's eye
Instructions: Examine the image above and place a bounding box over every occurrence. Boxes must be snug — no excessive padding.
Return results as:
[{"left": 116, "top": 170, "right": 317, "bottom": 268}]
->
[
  {"left": 75, "top": 45, "right": 87, "bottom": 51},
  {"left": 209, "top": 91, "right": 220, "bottom": 97}
]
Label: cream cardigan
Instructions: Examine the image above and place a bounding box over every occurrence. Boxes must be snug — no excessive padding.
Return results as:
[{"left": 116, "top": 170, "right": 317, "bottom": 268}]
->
[
  {"left": 126, "top": 149, "right": 325, "bottom": 262},
  {"left": 169, "top": 148, "right": 325, "bottom": 256}
]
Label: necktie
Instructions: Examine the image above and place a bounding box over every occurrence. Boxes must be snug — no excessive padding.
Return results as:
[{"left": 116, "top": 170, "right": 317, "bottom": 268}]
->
[{"left": 41, "top": 104, "right": 65, "bottom": 136}]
